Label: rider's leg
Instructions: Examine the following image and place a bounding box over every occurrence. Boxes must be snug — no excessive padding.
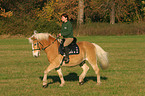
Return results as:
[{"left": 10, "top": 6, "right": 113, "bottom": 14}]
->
[
  {"left": 64, "top": 46, "right": 69, "bottom": 63},
  {"left": 64, "top": 38, "right": 73, "bottom": 64}
]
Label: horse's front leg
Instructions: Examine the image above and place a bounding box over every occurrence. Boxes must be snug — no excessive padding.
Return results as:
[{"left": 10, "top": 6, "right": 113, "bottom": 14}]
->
[
  {"left": 43, "top": 55, "right": 63, "bottom": 88},
  {"left": 56, "top": 68, "right": 65, "bottom": 87},
  {"left": 43, "top": 64, "right": 56, "bottom": 88}
]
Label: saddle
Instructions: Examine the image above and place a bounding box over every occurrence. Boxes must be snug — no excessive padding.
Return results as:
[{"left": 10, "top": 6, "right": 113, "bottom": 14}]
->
[{"left": 58, "top": 37, "right": 80, "bottom": 55}]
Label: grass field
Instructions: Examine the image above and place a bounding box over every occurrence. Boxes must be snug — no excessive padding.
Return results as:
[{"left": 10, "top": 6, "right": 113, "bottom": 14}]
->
[{"left": 0, "top": 35, "right": 145, "bottom": 96}]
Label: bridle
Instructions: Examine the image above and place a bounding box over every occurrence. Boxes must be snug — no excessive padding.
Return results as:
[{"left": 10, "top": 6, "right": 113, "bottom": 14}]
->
[{"left": 32, "top": 38, "right": 59, "bottom": 51}]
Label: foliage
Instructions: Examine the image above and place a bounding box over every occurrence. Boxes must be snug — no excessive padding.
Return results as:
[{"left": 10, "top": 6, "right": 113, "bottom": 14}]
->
[
  {"left": 37, "top": 1, "right": 55, "bottom": 21},
  {"left": 0, "top": 0, "right": 37, "bottom": 35},
  {"left": 0, "top": 15, "right": 34, "bottom": 36},
  {"left": 141, "top": 0, "right": 145, "bottom": 20},
  {"left": 84, "top": 0, "right": 145, "bottom": 23},
  {"left": 0, "top": 7, "right": 13, "bottom": 17},
  {"left": 0, "top": 0, "right": 61, "bottom": 36},
  {"left": 35, "top": 0, "right": 78, "bottom": 23},
  {"left": 34, "top": 18, "right": 61, "bottom": 35},
  {"left": 115, "top": 0, "right": 143, "bottom": 22},
  {"left": 0, "top": 0, "right": 145, "bottom": 36},
  {"left": 53, "top": 0, "right": 78, "bottom": 21}
]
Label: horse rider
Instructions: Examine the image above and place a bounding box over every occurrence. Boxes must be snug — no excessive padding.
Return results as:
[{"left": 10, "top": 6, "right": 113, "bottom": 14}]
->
[{"left": 58, "top": 13, "right": 74, "bottom": 64}]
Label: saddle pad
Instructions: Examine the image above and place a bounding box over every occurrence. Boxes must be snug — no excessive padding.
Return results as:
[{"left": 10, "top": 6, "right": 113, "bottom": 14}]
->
[{"left": 58, "top": 43, "right": 80, "bottom": 55}]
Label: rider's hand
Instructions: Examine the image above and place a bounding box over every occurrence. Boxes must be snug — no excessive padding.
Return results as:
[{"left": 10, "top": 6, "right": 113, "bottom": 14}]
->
[{"left": 57, "top": 33, "right": 61, "bottom": 37}]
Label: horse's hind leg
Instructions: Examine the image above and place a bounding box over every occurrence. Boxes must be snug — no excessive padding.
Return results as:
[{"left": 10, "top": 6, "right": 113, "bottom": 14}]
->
[
  {"left": 79, "top": 63, "right": 89, "bottom": 85},
  {"left": 90, "top": 63, "right": 101, "bottom": 85},
  {"left": 87, "top": 49, "right": 101, "bottom": 85}
]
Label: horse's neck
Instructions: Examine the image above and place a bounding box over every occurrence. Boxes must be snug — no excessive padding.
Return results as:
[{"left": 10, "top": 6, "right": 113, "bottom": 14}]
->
[
  {"left": 44, "top": 36, "right": 60, "bottom": 62},
  {"left": 48, "top": 36, "right": 56, "bottom": 45}
]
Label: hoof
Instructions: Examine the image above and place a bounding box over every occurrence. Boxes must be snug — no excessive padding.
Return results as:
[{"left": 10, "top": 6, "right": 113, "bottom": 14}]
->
[
  {"left": 43, "top": 84, "right": 48, "bottom": 88},
  {"left": 79, "top": 81, "right": 84, "bottom": 85},
  {"left": 96, "top": 82, "right": 101, "bottom": 85},
  {"left": 59, "top": 82, "right": 65, "bottom": 87},
  {"left": 59, "top": 84, "right": 64, "bottom": 87}
]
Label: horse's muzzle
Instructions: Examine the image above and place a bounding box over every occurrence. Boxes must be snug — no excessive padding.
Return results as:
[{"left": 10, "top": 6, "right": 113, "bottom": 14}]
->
[{"left": 33, "top": 51, "right": 40, "bottom": 58}]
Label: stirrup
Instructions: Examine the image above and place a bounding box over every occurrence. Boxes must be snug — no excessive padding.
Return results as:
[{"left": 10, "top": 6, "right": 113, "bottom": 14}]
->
[{"left": 64, "top": 57, "right": 69, "bottom": 64}]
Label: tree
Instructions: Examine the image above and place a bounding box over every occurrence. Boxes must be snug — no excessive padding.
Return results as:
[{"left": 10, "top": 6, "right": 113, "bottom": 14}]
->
[
  {"left": 142, "top": 0, "right": 145, "bottom": 21},
  {"left": 77, "top": 0, "right": 84, "bottom": 25},
  {"left": 110, "top": 0, "right": 115, "bottom": 24}
]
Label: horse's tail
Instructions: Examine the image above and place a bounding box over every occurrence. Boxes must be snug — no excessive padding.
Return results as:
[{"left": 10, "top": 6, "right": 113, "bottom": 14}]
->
[{"left": 92, "top": 43, "right": 109, "bottom": 70}]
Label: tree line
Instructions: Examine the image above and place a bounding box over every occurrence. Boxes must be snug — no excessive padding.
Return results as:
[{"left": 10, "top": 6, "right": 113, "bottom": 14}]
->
[{"left": 0, "top": 0, "right": 145, "bottom": 35}]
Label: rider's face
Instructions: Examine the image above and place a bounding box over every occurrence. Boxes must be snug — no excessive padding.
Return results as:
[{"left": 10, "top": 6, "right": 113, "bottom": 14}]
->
[{"left": 61, "top": 16, "right": 67, "bottom": 22}]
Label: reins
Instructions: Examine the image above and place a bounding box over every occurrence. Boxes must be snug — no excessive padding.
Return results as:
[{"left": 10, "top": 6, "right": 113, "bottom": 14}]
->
[
  {"left": 32, "top": 37, "right": 59, "bottom": 51},
  {"left": 42, "top": 38, "right": 59, "bottom": 50}
]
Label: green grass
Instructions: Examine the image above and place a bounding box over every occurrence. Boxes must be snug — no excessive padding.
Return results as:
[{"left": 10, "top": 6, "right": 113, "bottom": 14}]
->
[{"left": 0, "top": 35, "right": 145, "bottom": 96}]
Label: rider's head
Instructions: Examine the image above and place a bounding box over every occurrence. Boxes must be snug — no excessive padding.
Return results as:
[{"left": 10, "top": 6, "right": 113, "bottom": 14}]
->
[{"left": 61, "top": 13, "right": 69, "bottom": 22}]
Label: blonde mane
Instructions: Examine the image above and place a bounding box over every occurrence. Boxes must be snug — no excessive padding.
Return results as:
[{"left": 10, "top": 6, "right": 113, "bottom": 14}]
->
[
  {"left": 33, "top": 33, "right": 51, "bottom": 41},
  {"left": 29, "top": 32, "right": 61, "bottom": 44}
]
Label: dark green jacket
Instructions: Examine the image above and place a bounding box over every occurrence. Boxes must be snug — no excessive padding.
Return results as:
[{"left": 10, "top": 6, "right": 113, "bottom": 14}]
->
[{"left": 61, "top": 21, "right": 73, "bottom": 38}]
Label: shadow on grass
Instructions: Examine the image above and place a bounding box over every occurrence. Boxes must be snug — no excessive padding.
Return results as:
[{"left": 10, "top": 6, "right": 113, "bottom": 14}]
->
[{"left": 39, "top": 72, "right": 107, "bottom": 85}]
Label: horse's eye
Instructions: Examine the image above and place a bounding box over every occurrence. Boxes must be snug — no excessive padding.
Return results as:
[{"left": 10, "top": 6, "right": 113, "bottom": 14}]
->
[{"left": 34, "top": 43, "right": 37, "bottom": 46}]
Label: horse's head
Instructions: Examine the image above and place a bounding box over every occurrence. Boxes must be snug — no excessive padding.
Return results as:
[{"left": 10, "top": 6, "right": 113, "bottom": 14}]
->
[
  {"left": 28, "top": 31, "right": 58, "bottom": 58},
  {"left": 28, "top": 36, "right": 41, "bottom": 58},
  {"left": 28, "top": 31, "right": 49, "bottom": 57}
]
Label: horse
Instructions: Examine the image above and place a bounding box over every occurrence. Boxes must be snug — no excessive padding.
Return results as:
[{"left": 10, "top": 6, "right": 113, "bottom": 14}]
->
[{"left": 28, "top": 32, "right": 109, "bottom": 88}]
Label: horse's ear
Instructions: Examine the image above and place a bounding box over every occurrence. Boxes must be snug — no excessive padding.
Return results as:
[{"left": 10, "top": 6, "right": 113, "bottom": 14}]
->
[
  {"left": 28, "top": 36, "right": 36, "bottom": 43},
  {"left": 34, "top": 30, "right": 37, "bottom": 34},
  {"left": 31, "top": 36, "right": 36, "bottom": 40},
  {"left": 28, "top": 37, "right": 33, "bottom": 43}
]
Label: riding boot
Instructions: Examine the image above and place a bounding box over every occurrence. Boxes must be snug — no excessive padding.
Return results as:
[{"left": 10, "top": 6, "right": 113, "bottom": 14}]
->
[{"left": 64, "top": 46, "right": 69, "bottom": 64}]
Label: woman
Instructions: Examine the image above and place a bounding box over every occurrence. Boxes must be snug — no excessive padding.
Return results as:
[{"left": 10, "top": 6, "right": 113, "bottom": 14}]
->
[{"left": 58, "top": 14, "right": 74, "bottom": 64}]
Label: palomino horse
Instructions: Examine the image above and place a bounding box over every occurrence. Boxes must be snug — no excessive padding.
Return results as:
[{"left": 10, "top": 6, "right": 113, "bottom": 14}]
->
[{"left": 28, "top": 32, "right": 109, "bottom": 88}]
